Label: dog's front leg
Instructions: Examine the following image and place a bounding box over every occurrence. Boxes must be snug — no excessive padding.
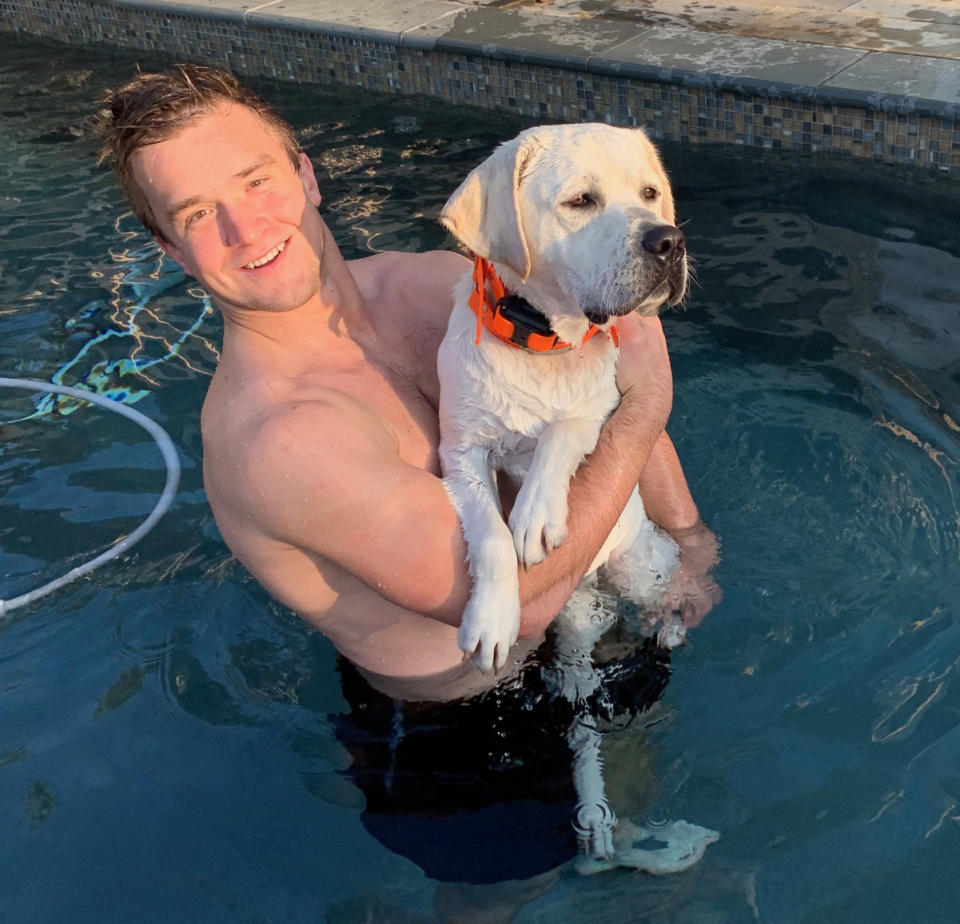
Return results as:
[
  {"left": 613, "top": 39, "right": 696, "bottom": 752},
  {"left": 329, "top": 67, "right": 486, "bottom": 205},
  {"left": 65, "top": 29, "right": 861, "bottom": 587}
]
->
[
  {"left": 442, "top": 445, "right": 522, "bottom": 672},
  {"left": 508, "top": 417, "right": 604, "bottom": 570},
  {"left": 552, "top": 588, "right": 617, "bottom": 859},
  {"left": 570, "top": 716, "right": 617, "bottom": 859}
]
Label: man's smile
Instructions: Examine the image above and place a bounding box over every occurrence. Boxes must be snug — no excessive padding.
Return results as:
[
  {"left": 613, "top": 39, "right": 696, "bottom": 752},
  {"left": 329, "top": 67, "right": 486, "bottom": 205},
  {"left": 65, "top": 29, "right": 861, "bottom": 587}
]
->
[{"left": 243, "top": 238, "right": 288, "bottom": 270}]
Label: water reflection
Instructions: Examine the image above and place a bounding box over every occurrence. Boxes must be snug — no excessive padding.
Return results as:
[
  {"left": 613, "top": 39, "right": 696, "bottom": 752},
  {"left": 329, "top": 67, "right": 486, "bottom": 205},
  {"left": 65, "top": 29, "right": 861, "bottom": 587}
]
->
[{"left": 3, "top": 32, "right": 960, "bottom": 923}]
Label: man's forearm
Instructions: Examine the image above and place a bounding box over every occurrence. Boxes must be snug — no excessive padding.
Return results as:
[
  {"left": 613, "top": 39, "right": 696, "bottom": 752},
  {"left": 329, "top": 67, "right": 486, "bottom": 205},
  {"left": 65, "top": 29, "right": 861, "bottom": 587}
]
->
[
  {"left": 638, "top": 431, "right": 700, "bottom": 535},
  {"left": 516, "top": 389, "right": 670, "bottom": 635}
]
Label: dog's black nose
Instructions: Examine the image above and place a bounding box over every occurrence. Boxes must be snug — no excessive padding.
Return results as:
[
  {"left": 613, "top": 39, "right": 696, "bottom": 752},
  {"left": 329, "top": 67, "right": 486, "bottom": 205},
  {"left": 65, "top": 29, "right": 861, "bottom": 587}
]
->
[{"left": 642, "top": 225, "right": 686, "bottom": 262}]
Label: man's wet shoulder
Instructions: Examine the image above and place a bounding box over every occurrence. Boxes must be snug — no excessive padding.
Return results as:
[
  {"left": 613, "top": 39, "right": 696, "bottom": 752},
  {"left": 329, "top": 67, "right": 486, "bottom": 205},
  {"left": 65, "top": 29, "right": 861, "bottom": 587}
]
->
[{"left": 348, "top": 249, "right": 470, "bottom": 316}]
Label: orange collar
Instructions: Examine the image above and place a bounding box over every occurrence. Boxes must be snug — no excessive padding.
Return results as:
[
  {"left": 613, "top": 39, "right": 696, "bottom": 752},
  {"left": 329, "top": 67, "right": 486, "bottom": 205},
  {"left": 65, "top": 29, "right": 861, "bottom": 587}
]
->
[{"left": 467, "top": 256, "right": 617, "bottom": 353}]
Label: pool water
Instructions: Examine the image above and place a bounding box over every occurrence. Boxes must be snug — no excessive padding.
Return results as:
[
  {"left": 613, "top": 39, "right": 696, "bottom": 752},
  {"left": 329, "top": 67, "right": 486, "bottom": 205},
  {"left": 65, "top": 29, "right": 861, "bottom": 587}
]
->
[{"left": 2, "top": 33, "right": 960, "bottom": 924}]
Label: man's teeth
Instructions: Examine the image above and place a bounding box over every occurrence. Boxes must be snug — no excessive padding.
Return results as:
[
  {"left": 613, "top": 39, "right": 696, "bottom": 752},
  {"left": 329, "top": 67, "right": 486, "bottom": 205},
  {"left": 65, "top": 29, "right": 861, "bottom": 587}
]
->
[{"left": 245, "top": 240, "right": 286, "bottom": 269}]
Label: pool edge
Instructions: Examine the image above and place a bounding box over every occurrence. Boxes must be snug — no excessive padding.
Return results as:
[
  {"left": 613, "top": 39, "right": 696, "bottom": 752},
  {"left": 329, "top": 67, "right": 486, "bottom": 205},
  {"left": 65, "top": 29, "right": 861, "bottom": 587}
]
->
[{"left": 1, "top": 0, "right": 957, "bottom": 176}]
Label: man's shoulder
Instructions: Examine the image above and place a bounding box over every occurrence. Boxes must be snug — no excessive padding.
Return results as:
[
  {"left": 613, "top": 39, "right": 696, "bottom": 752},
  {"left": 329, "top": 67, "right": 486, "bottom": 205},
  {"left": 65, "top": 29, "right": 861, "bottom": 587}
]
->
[
  {"left": 207, "top": 393, "right": 401, "bottom": 551},
  {"left": 348, "top": 249, "right": 470, "bottom": 317},
  {"left": 349, "top": 248, "right": 469, "bottom": 279},
  {"left": 251, "top": 391, "right": 397, "bottom": 470},
  {"left": 205, "top": 387, "right": 398, "bottom": 503}
]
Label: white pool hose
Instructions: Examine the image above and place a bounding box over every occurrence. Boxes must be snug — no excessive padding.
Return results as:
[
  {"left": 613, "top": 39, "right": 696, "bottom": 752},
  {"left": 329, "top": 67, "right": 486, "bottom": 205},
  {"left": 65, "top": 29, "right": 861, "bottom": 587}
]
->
[{"left": 0, "top": 377, "right": 181, "bottom": 618}]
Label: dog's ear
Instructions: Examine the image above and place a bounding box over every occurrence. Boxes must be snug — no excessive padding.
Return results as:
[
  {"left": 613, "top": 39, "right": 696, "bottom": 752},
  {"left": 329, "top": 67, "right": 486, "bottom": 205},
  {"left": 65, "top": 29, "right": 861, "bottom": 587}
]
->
[
  {"left": 637, "top": 132, "right": 676, "bottom": 226},
  {"left": 440, "top": 136, "right": 536, "bottom": 281}
]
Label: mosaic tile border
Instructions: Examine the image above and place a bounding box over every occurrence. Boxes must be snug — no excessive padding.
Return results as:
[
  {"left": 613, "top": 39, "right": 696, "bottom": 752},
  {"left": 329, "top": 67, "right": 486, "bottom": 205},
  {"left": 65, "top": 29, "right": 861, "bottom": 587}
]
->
[{"left": 1, "top": 0, "right": 957, "bottom": 175}]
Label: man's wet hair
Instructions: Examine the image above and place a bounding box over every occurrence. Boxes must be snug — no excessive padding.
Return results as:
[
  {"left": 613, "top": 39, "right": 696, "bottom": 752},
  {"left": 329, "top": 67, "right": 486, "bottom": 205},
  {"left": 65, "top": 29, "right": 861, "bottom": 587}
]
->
[{"left": 90, "top": 63, "right": 301, "bottom": 240}]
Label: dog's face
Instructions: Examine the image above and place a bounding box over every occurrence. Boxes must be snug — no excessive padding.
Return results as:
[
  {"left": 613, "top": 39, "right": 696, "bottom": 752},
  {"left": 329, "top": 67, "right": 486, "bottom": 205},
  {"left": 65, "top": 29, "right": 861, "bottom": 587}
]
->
[{"left": 441, "top": 124, "right": 687, "bottom": 333}]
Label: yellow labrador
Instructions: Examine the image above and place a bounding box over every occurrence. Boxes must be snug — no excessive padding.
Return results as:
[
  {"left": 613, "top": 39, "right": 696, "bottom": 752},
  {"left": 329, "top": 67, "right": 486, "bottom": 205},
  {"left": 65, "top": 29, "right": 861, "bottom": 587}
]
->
[
  {"left": 437, "top": 123, "right": 717, "bottom": 864},
  {"left": 438, "top": 123, "right": 688, "bottom": 673}
]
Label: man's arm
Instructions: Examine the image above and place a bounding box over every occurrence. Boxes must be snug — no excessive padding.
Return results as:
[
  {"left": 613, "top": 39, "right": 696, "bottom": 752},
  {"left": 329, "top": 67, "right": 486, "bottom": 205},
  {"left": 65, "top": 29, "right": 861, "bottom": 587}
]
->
[
  {"left": 640, "top": 431, "right": 701, "bottom": 534},
  {"left": 515, "top": 365, "right": 671, "bottom": 635},
  {"left": 637, "top": 403, "right": 722, "bottom": 631},
  {"left": 238, "top": 316, "right": 675, "bottom": 637}
]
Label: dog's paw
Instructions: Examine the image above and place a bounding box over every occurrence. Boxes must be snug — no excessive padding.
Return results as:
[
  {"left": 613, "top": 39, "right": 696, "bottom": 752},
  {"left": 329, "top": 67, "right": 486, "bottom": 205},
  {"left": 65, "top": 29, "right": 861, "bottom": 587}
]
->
[
  {"left": 575, "top": 818, "right": 720, "bottom": 876},
  {"left": 508, "top": 483, "right": 569, "bottom": 569},
  {"left": 573, "top": 801, "right": 617, "bottom": 860},
  {"left": 458, "top": 593, "right": 521, "bottom": 673}
]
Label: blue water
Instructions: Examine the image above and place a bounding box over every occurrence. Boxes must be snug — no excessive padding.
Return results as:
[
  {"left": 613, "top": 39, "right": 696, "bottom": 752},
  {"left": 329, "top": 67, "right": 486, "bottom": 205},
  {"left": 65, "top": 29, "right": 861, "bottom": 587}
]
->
[{"left": 2, "top": 33, "right": 960, "bottom": 924}]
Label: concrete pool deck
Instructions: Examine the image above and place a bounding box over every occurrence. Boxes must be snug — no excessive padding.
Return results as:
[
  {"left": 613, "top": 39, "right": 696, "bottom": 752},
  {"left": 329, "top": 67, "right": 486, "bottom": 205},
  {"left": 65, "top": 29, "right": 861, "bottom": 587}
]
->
[
  {"left": 2, "top": 0, "right": 959, "bottom": 173},
  {"left": 235, "top": 0, "right": 960, "bottom": 111}
]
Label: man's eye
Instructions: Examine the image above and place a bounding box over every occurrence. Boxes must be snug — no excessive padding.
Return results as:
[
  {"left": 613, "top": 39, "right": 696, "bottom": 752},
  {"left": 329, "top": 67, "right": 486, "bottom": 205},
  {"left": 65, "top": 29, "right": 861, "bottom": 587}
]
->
[
  {"left": 249, "top": 177, "right": 268, "bottom": 189},
  {"left": 566, "top": 193, "right": 596, "bottom": 208},
  {"left": 186, "top": 208, "right": 210, "bottom": 227}
]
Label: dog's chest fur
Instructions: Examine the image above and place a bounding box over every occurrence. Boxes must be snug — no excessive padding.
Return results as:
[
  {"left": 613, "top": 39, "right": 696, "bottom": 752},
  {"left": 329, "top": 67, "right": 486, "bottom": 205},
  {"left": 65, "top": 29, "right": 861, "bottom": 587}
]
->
[{"left": 438, "top": 292, "right": 621, "bottom": 463}]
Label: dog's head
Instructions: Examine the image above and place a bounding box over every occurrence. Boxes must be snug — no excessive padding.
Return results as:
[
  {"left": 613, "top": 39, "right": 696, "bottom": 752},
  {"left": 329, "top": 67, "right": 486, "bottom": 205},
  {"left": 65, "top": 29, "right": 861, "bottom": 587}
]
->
[{"left": 441, "top": 124, "right": 687, "bottom": 337}]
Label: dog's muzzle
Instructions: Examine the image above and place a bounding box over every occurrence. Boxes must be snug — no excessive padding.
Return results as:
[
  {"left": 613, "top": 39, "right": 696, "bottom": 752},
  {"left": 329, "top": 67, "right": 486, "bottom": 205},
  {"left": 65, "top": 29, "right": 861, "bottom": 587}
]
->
[
  {"left": 641, "top": 224, "right": 687, "bottom": 306},
  {"left": 584, "top": 225, "right": 687, "bottom": 326}
]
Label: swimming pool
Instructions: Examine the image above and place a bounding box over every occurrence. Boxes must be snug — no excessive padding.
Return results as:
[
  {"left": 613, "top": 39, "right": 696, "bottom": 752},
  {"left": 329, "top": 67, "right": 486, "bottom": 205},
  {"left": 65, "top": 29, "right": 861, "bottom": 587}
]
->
[{"left": 2, "top": 31, "right": 960, "bottom": 923}]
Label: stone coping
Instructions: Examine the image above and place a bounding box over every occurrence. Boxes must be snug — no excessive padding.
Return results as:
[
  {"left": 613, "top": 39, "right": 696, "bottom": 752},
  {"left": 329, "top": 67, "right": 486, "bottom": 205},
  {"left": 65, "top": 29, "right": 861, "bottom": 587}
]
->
[{"left": 93, "top": 0, "right": 960, "bottom": 117}]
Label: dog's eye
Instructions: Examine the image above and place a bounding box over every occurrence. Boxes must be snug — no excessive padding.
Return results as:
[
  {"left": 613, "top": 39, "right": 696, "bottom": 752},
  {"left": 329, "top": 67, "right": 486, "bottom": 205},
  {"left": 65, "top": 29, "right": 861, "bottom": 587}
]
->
[
  {"left": 566, "top": 193, "right": 596, "bottom": 208},
  {"left": 642, "top": 186, "right": 660, "bottom": 201}
]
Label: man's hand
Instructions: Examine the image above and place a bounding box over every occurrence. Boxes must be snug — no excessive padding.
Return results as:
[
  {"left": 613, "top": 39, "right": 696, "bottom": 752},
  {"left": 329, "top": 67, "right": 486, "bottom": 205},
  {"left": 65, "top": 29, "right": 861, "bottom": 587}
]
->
[{"left": 659, "top": 520, "right": 722, "bottom": 630}]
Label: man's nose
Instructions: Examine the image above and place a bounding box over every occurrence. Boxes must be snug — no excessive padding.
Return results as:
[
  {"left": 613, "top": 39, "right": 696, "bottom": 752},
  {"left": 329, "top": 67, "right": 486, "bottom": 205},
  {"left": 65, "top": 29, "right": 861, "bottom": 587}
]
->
[
  {"left": 642, "top": 225, "right": 686, "bottom": 263},
  {"left": 218, "top": 200, "right": 264, "bottom": 247}
]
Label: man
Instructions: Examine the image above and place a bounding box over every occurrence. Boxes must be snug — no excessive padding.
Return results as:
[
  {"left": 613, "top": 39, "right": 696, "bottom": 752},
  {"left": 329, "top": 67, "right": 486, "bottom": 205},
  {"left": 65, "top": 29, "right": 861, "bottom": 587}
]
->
[{"left": 92, "top": 64, "right": 715, "bottom": 702}]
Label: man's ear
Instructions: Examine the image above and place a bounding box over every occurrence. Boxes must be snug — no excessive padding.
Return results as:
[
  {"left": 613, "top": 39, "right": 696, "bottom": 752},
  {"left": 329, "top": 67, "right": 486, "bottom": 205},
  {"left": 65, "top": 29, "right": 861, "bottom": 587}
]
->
[
  {"left": 154, "top": 235, "right": 191, "bottom": 273},
  {"left": 439, "top": 134, "right": 537, "bottom": 281},
  {"left": 298, "top": 152, "right": 322, "bottom": 207}
]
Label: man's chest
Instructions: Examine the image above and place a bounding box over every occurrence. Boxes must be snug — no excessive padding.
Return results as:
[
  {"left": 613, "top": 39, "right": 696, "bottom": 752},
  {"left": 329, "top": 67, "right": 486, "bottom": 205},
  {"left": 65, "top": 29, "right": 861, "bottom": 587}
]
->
[
  {"left": 335, "top": 358, "right": 442, "bottom": 474},
  {"left": 346, "top": 308, "right": 446, "bottom": 472}
]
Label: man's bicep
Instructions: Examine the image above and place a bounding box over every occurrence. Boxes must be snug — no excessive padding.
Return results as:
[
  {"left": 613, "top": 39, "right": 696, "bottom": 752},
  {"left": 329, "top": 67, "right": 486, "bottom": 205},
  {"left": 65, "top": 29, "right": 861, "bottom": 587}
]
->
[
  {"left": 248, "top": 417, "right": 471, "bottom": 622},
  {"left": 313, "top": 461, "right": 471, "bottom": 619}
]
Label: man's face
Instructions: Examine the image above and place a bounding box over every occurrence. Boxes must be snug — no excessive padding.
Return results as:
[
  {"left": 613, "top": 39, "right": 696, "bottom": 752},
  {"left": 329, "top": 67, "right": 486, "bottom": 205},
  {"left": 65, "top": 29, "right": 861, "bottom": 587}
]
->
[{"left": 130, "top": 102, "right": 324, "bottom": 315}]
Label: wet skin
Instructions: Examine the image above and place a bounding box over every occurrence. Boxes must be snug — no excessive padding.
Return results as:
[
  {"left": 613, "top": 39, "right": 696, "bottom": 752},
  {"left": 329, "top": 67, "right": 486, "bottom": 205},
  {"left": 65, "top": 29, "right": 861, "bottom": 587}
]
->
[{"left": 130, "top": 103, "right": 711, "bottom": 699}]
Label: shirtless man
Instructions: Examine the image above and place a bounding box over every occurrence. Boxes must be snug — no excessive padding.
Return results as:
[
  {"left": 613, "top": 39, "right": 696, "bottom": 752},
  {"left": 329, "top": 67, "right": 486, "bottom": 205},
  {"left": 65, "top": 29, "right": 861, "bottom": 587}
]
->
[{"left": 93, "top": 65, "right": 715, "bottom": 700}]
